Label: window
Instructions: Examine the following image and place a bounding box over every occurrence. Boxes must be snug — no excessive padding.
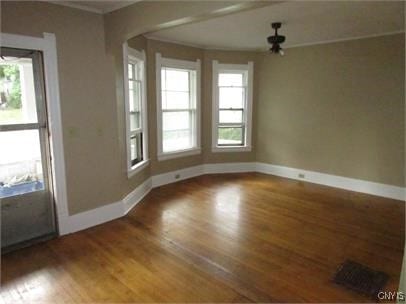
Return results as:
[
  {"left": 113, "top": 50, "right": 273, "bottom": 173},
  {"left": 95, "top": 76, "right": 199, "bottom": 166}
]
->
[
  {"left": 156, "top": 53, "right": 201, "bottom": 160},
  {"left": 212, "top": 61, "right": 253, "bottom": 152},
  {"left": 123, "top": 44, "right": 148, "bottom": 177}
]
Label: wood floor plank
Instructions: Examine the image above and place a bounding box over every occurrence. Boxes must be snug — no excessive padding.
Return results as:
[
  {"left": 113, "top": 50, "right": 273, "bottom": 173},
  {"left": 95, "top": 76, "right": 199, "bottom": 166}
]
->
[{"left": 1, "top": 173, "right": 404, "bottom": 303}]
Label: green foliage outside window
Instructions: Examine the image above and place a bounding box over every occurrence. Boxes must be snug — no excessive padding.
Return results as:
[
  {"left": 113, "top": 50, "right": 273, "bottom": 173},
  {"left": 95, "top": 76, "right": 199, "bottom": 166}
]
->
[
  {"left": 218, "top": 128, "right": 242, "bottom": 142},
  {"left": 0, "top": 64, "right": 22, "bottom": 109}
]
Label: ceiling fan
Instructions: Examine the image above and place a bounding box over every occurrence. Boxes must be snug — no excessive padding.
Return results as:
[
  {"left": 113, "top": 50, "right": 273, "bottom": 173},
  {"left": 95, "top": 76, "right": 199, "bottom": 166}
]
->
[{"left": 267, "top": 22, "right": 286, "bottom": 56}]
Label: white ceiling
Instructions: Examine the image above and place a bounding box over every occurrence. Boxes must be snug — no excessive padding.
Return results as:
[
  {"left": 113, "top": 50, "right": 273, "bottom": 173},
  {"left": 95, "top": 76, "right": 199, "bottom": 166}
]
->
[
  {"left": 146, "top": 1, "right": 405, "bottom": 51},
  {"left": 49, "top": 0, "right": 140, "bottom": 14}
]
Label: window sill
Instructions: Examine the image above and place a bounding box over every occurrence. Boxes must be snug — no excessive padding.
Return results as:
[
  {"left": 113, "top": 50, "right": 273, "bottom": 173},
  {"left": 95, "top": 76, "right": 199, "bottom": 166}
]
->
[
  {"left": 127, "top": 159, "right": 149, "bottom": 179},
  {"left": 158, "top": 148, "right": 201, "bottom": 161},
  {"left": 212, "top": 146, "right": 252, "bottom": 153}
]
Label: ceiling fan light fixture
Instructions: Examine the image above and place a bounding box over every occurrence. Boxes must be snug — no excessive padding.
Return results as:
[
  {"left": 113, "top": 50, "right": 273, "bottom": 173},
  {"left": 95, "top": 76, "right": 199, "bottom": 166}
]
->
[{"left": 267, "top": 22, "right": 286, "bottom": 56}]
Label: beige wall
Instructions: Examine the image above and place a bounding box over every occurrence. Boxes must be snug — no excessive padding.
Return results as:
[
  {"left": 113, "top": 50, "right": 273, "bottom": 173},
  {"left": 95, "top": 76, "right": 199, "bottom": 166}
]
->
[
  {"left": 2, "top": 1, "right": 404, "bottom": 218},
  {"left": 257, "top": 34, "right": 405, "bottom": 187},
  {"left": 1, "top": 1, "right": 124, "bottom": 215}
]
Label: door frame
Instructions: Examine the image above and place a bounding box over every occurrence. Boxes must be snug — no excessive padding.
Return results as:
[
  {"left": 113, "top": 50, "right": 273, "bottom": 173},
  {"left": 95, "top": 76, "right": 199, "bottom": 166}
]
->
[{"left": 0, "top": 32, "right": 69, "bottom": 235}]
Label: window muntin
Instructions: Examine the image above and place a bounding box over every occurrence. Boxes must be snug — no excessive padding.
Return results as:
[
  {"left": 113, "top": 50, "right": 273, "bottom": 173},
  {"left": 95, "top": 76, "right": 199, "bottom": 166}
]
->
[
  {"left": 124, "top": 45, "right": 148, "bottom": 176},
  {"left": 156, "top": 54, "right": 200, "bottom": 160}
]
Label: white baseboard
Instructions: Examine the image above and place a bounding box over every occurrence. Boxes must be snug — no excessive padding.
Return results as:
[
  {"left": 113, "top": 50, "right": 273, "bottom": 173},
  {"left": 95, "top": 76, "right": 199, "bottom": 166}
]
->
[
  {"left": 256, "top": 162, "right": 405, "bottom": 201},
  {"left": 60, "top": 161, "right": 405, "bottom": 236},
  {"left": 61, "top": 200, "right": 123, "bottom": 235},
  {"left": 123, "top": 178, "right": 152, "bottom": 215},
  {"left": 152, "top": 165, "right": 203, "bottom": 188},
  {"left": 203, "top": 162, "right": 256, "bottom": 174}
]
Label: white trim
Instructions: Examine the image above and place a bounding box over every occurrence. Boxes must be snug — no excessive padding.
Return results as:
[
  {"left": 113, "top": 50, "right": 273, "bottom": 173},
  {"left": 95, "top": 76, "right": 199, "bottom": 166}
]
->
[
  {"left": 47, "top": 1, "right": 102, "bottom": 13},
  {"left": 157, "top": 148, "right": 201, "bottom": 161},
  {"left": 128, "top": 159, "right": 150, "bottom": 178},
  {"left": 0, "top": 33, "right": 46, "bottom": 51},
  {"left": 203, "top": 162, "right": 255, "bottom": 174},
  {"left": 152, "top": 165, "right": 203, "bottom": 188},
  {"left": 256, "top": 163, "right": 405, "bottom": 201},
  {"left": 122, "top": 178, "right": 152, "bottom": 215},
  {"left": 211, "top": 146, "right": 252, "bottom": 152},
  {"left": 286, "top": 30, "right": 405, "bottom": 49},
  {"left": 123, "top": 43, "right": 149, "bottom": 178},
  {"left": 61, "top": 200, "right": 123, "bottom": 234},
  {"left": 59, "top": 161, "right": 405, "bottom": 235},
  {"left": 155, "top": 53, "right": 202, "bottom": 161},
  {"left": 46, "top": 0, "right": 142, "bottom": 14},
  {"left": 212, "top": 60, "right": 253, "bottom": 152},
  {"left": 1, "top": 32, "right": 70, "bottom": 235}
]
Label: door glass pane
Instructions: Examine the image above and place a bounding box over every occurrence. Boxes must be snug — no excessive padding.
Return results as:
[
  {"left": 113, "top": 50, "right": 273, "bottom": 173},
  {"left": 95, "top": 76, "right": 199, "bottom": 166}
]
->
[
  {"left": 162, "top": 111, "right": 192, "bottom": 152},
  {"left": 219, "top": 73, "right": 243, "bottom": 87},
  {"left": 219, "top": 87, "right": 244, "bottom": 109},
  {"left": 0, "top": 130, "right": 44, "bottom": 198},
  {"left": 219, "top": 110, "right": 243, "bottom": 123},
  {"left": 218, "top": 127, "right": 243, "bottom": 146},
  {"left": 162, "top": 91, "right": 189, "bottom": 109},
  {"left": 0, "top": 57, "right": 38, "bottom": 125}
]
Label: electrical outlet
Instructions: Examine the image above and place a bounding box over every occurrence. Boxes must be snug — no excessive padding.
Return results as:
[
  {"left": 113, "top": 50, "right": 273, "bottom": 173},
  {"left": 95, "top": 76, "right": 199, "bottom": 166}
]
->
[
  {"left": 298, "top": 173, "right": 305, "bottom": 179},
  {"left": 175, "top": 174, "right": 180, "bottom": 179}
]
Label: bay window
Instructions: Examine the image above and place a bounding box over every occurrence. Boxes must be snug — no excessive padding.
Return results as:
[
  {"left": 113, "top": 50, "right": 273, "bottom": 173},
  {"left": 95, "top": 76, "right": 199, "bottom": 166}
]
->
[{"left": 156, "top": 53, "right": 201, "bottom": 160}]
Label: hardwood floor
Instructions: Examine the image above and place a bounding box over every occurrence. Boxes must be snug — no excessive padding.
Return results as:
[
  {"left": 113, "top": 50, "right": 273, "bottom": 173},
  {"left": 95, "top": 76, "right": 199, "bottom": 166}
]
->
[{"left": 1, "top": 173, "right": 404, "bottom": 303}]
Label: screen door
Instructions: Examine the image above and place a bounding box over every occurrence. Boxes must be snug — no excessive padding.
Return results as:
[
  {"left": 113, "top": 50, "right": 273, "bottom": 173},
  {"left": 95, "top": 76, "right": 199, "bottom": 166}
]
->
[{"left": 0, "top": 47, "right": 56, "bottom": 250}]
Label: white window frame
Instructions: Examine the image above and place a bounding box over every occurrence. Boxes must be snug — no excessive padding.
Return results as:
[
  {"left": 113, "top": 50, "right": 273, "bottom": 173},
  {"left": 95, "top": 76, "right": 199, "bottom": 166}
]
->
[
  {"left": 123, "top": 43, "right": 149, "bottom": 178},
  {"left": 156, "top": 53, "right": 201, "bottom": 161},
  {"left": 212, "top": 60, "right": 253, "bottom": 153}
]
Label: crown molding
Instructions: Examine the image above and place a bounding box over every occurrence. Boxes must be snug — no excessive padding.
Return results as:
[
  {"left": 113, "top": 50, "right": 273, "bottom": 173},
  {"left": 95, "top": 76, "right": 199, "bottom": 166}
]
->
[{"left": 46, "top": 1, "right": 142, "bottom": 14}]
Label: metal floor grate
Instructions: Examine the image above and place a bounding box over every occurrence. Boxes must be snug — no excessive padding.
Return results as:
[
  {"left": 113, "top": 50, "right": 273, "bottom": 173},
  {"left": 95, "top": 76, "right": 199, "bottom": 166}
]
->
[{"left": 333, "top": 260, "right": 389, "bottom": 299}]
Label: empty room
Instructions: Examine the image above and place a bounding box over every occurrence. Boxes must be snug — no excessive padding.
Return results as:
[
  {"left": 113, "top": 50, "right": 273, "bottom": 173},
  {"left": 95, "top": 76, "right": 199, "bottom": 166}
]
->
[{"left": 0, "top": 1, "right": 405, "bottom": 303}]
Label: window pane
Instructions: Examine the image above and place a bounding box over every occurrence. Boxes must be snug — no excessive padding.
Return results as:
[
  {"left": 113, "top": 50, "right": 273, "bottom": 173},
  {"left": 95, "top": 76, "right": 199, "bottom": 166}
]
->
[
  {"left": 134, "top": 63, "right": 141, "bottom": 81},
  {"left": 0, "top": 130, "right": 44, "bottom": 198},
  {"left": 162, "top": 111, "right": 193, "bottom": 152},
  {"left": 129, "top": 81, "right": 141, "bottom": 112},
  {"left": 163, "top": 130, "right": 192, "bottom": 152},
  {"left": 130, "top": 112, "right": 140, "bottom": 130},
  {"left": 162, "top": 68, "right": 189, "bottom": 91},
  {"left": 0, "top": 58, "right": 39, "bottom": 125},
  {"left": 128, "top": 63, "right": 133, "bottom": 79},
  {"left": 163, "top": 111, "right": 190, "bottom": 131},
  {"left": 219, "top": 110, "right": 243, "bottom": 123},
  {"left": 218, "top": 127, "right": 243, "bottom": 146},
  {"left": 162, "top": 91, "right": 189, "bottom": 109},
  {"left": 130, "top": 133, "right": 143, "bottom": 166},
  {"left": 219, "top": 73, "right": 243, "bottom": 87},
  {"left": 129, "top": 81, "right": 141, "bottom": 131},
  {"left": 219, "top": 87, "right": 244, "bottom": 109}
]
